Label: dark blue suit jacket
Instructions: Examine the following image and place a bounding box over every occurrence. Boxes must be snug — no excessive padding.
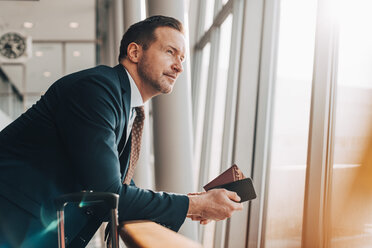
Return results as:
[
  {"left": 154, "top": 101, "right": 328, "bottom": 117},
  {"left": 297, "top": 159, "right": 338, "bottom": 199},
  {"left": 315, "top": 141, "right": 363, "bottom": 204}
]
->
[{"left": 0, "top": 64, "right": 188, "bottom": 247}]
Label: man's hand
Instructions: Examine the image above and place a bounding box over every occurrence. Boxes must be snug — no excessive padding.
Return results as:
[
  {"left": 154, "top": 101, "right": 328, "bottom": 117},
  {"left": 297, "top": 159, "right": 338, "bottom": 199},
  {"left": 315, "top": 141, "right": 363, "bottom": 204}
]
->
[{"left": 186, "top": 189, "right": 243, "bottom": 224}]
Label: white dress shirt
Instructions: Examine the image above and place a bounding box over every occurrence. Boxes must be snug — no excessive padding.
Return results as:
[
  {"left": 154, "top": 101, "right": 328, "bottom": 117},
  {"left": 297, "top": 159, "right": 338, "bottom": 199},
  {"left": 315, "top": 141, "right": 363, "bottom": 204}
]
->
[{"left": 124, "top": 68, "right": 144, "bottom": 145}]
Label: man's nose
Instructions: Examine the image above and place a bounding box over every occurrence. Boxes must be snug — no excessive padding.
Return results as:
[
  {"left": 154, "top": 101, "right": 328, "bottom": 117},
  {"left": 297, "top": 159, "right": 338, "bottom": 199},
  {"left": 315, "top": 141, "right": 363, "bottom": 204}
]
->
[{"left": 172, "top": 60, "right": 184, "bottom": 73}]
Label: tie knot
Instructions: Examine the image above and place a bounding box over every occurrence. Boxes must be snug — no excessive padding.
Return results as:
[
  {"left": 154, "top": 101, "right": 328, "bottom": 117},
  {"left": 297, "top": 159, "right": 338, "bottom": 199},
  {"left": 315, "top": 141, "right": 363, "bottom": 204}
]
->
[{"left": 135, "top": 106, "right": 145, "bottom": 120}]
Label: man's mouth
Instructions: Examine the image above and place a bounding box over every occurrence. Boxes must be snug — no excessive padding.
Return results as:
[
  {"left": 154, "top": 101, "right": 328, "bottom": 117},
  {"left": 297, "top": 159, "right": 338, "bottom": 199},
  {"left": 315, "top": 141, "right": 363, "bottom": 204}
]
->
[{"left": 164, "top": 73, "right": 177, "bottom": 80}]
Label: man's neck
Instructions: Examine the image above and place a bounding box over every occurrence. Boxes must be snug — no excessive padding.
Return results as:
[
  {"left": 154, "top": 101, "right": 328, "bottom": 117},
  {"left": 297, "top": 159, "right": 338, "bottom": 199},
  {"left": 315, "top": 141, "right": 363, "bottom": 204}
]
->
[{"left": 121, "top": 60, "right": 158, "bottom": 102}]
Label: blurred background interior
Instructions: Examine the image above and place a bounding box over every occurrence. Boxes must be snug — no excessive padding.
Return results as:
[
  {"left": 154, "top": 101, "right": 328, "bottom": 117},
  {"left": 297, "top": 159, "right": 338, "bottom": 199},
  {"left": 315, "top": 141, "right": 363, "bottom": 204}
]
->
[{"left": 0, "top": 0, "right": 371, "bottom": 247}]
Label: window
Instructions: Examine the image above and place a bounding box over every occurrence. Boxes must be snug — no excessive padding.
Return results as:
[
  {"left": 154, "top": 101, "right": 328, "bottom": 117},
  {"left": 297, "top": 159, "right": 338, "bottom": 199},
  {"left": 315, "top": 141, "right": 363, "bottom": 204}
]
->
[
  {"left": 330, "top": 0, "right": 372, "bottom": 246},
  {"left": 207, "top": 14, "right": 233, "bottom": 187},
  {"left": 192, "top": 1, "right": 243, "bottom": 247},
  {"left": 203, "top": 14, "right": 233, "bottom": 248},
  {"left": 193, "top": 43, "right": 211, "bottom": 183},
  {"left": 263, "top": 0, "right": 317, "bottom": 246},
  {"left": 204, "top": 0, "right": 215, "bottom": 32}
]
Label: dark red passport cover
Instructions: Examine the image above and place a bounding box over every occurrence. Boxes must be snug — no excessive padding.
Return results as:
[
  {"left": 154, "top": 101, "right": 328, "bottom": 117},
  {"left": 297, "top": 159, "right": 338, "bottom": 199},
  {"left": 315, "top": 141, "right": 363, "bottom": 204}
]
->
[
  {"left": 203, "top": 164, "right": 245, "bottom": 191},
  {"left": 203, "top": 164, "right": 257, "bottom": 202}
]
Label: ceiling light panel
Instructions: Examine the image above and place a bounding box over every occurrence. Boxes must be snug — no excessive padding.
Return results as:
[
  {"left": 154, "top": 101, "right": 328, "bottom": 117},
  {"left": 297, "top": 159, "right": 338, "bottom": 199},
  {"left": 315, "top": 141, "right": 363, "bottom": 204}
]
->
[
  {"left": 23, "top": 22, "right": 34, "bottom": 28},
  {"left": 43, "top": 71, "right": 51, "bottom": 77},
  {"left": 72, "top": 51, "right": 81, "bottom": 57},
  {"left": 35, "top": 51, "right": 43, "bottom": 57},
  {"left": 69, "top": 22, "right": 79, "bottom": 29}
]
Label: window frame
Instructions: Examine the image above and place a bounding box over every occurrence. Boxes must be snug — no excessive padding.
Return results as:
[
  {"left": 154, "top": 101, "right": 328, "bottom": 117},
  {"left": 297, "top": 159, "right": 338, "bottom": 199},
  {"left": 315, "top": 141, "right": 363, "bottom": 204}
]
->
[{"left": 191, "top": 0, "right": 245, "bottom": 247}]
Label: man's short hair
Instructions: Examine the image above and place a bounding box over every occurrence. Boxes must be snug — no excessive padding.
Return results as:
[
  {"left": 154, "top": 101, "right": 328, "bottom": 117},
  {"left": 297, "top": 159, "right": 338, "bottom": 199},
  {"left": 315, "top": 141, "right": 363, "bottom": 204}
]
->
[{"left": 118, "top": 15, "right": 184, "bottom": 63}]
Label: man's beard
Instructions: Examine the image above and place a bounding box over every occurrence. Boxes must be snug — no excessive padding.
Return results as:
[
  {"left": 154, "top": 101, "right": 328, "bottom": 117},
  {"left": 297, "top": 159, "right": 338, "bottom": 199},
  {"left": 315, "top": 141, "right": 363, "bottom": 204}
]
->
[{"left": 137, "top": 54, "right": 173, "bottom": 94}]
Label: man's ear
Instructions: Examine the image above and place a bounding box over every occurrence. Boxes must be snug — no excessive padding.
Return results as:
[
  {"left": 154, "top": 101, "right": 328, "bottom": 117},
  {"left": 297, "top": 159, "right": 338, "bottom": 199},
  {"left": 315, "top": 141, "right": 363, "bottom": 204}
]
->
[{"left": 127, "top": 42, "right": 141, "bottom": 63}]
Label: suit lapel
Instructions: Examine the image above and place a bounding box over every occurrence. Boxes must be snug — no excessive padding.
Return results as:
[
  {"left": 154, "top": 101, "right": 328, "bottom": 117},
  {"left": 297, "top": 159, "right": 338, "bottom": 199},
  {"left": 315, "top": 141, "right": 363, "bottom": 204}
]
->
[{"left": 114, "top": 64, "right": 131, "bottom": 157}]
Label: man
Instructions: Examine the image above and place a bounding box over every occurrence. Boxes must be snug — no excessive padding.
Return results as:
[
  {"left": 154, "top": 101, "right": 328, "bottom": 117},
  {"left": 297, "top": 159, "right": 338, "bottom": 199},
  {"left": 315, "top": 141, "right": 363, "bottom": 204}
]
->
[{"left": 0, "top": 15, "right": 242, "bottom": 247}]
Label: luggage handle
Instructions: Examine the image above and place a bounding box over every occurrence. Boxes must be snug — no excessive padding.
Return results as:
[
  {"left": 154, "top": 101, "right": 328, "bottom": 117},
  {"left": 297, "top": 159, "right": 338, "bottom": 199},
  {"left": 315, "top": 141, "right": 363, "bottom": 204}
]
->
[{"left": 54, "top": 191, "right": 119, "bottom": 248}]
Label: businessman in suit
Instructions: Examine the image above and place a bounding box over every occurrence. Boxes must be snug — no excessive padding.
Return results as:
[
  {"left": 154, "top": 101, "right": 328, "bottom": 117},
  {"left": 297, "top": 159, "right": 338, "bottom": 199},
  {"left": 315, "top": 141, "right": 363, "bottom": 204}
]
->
[{"left": 0, "top": 15, "right": 242, "bottom": 247}]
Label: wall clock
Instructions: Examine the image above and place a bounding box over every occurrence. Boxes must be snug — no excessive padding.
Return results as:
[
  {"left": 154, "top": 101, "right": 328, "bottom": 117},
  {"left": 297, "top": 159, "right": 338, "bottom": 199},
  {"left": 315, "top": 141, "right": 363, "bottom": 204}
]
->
[{"left": 0, "top": 32, "right": 27, "bottom": 59}]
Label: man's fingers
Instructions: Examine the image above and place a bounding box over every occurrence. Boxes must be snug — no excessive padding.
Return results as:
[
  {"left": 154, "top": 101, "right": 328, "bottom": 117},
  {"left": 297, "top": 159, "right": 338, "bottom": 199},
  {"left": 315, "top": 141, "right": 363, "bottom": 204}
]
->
[
  {"left": 200, "top": 219, "right": 211, "bottom": 225},
  {"left": 188, "top": 189, "right": 244, "bottom": 222},
  {"left": 188, "top": 215, "right": 212, "bottom": 224},
  {"left": 233, "top": 202, "right": 244, "bottom": 211},
  {"left": 224, "top": 190, "right": 243, "bottom": 211},
  {"left": 225, "top": 190, "right": 241, "bottom": 202},
  {"left": 190, "top": 216, "right": 203, "bottom": 221}
]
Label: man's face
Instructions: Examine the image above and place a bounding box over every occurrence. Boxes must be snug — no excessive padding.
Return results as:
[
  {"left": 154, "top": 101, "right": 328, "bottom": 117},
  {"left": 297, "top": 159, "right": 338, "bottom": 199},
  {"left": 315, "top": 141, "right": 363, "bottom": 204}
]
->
[{"left": 137, "top": 26, "right": 186, "bottom": 94}]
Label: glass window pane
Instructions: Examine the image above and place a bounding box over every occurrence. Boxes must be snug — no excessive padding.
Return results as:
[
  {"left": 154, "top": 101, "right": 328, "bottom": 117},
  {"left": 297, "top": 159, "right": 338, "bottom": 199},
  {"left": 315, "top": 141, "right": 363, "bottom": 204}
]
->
[
  {"left": 208, "top": 13, "right": 232, "bottom": 185},
  {"left": 204, "top": 0, "right": 215, "bottom": 31},
  {"left": 330, "top": 0, "right": 372, "bottom": 247},
  {"left": 264, "top": 0, "right": 317, "bottom": 246},
  {"left": 26, "top": 43, "right": 63, "bottom": 94},
  {"left": 0, "top": 65, "right": 23, "bottom": 94},
  {"left": 194, "top": 43, "right": 211, "bottom": 183},
  {"left": 202, "top": 13, "right": 233, "bottom": 248},
  {"left": 0, "top": 79, "right": 10, "bottom": 117},
  {"left": 65, "top": 43, "right": 96, "bottom": 74}
]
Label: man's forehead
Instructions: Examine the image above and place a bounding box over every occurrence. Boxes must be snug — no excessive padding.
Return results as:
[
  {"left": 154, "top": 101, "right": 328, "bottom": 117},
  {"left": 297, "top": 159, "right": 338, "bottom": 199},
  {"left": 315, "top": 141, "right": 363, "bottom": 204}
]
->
[{"left": 154, "top": 26, "right": 186, "bottom": 53}]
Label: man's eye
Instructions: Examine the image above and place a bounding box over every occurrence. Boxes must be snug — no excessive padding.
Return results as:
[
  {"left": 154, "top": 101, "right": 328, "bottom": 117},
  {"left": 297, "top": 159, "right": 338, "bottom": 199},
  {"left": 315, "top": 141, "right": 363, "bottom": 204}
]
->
[{"left": 167, "top": 50, "right": 173, "bottom": 54}]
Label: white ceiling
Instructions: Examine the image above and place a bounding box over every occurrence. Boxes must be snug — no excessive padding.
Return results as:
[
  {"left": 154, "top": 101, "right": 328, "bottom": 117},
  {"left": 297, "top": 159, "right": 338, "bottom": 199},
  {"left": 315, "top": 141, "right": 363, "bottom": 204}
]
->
[
  {"left": 0, "top": 0, "right": 95, "bottom": 40},
  {"left": 0, "top": 0, "right": 96, "bottom": 108}
]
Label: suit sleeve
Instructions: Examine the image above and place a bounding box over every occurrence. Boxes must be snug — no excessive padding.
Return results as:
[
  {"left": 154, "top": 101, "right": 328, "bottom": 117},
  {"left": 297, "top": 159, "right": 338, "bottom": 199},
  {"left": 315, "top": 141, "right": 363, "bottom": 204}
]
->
[{"left": 54, "top": 76, "right": 189, "bottom": 231}]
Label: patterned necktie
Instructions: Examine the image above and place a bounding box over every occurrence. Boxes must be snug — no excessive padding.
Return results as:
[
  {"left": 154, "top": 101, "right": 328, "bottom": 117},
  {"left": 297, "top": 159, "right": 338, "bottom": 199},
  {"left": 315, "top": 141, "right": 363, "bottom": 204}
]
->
[{"left": 123, "top": 106, "right": 145, "bottom": 184}]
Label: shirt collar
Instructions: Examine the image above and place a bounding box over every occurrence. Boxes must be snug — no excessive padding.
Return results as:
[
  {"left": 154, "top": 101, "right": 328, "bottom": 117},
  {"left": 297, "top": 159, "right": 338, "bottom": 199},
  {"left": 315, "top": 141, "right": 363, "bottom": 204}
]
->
[{"left": 124, "top": 68, "right": 144, "bottom": 108}]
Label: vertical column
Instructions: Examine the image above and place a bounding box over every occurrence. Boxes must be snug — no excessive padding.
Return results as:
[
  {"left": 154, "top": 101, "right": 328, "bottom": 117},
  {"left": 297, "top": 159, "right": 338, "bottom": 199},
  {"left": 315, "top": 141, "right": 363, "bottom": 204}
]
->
[
  {"left": 123, "top": 0, "right": 144, "bottom": 31},
  {"left": 106, "top": 1, "right": 116, "bottom": 66},
  {"left": 147, "top": 0, "right": 197, "bottom": 240},
  {"left": 104, "top": 0, "right": 125, "bottom": 66},
  {"left": 121, "top": 0, "right": 154, "bottom": 189},
  {"left": 302, "top": 0, "right": 338, "bottom": 246},
  {"left": 113, "top": 0, "right": 124, "bottom": 61}
]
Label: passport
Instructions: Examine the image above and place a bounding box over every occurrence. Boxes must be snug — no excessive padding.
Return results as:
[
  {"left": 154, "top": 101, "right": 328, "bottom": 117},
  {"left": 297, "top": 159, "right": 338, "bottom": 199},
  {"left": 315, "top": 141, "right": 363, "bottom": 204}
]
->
[{"left": 203, "top": 164, "right": 257, "bottom": 202}]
